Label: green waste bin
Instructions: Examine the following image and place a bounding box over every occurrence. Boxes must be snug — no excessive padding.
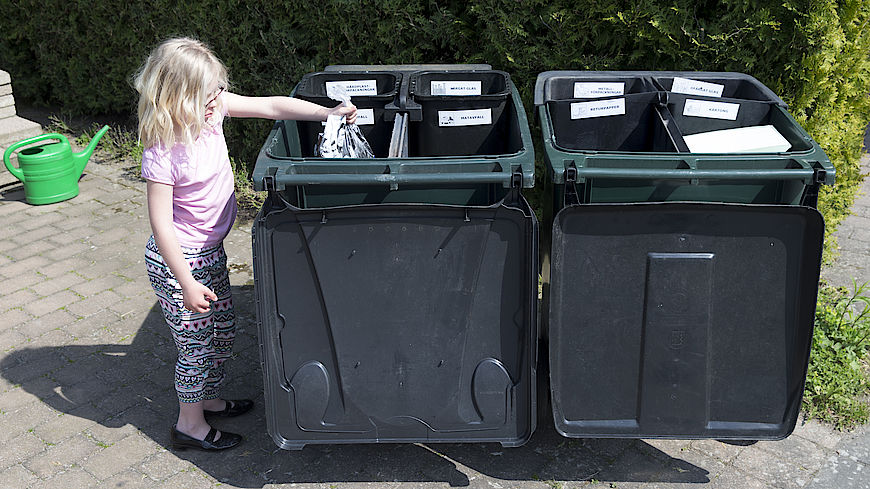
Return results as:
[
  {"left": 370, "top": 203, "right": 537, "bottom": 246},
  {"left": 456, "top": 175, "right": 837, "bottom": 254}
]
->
[
  {"left": 535, "top": 71, "right": 834, "bottom": 206},
  {"left": 251, "top": 65, "right": 539, "bottom": 449},
  {"left": 536, "top": 71, "right": 833, "bottom": 441},
  {"left": 254, "top": 67, "right": 534, "bottom": 207}
]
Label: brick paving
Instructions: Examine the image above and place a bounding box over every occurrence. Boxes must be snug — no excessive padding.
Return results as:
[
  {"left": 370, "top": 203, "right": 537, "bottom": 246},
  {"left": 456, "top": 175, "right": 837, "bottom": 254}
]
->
[{"left": 0, "top": 139, "right": 867, "bottom": 488}]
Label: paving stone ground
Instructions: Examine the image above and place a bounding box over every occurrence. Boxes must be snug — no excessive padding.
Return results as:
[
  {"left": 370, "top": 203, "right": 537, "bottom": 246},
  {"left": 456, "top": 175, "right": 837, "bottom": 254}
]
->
[{"left": 0, "top": 135, "right": 867, "bottom": 488}]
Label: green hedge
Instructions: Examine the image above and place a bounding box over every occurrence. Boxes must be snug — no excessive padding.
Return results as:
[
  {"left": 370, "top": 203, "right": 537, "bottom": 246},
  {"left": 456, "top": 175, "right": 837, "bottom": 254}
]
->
[{"left": 2, "top": 1, "right": 868, "bottom": 252}]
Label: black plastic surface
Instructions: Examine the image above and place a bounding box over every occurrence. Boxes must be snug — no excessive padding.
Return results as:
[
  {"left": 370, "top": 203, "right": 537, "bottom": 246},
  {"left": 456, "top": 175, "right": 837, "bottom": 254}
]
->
[
  {"left": 253, "top": 193, "right": 539, "bottom": 449},
  {"left": 653, "top": 75, "right": 781, "bottom": 103},
  {"left": 534, "top": 71, "right": 786, "bottom": 107},
  {"left": 409, "top": 71, "right": 514, "bottom": 156},
  {"left": 665, "top": 93, "right": 812, "bottom": 152},
  {"left": 410, "top": 70, "right": 511, "bottom": 97},
  {"left": 546, "top": 92, "right": 680, "bottom": 152},
  {"left": 541, "top": 74, "right": 660, "bottom": 100},
  {"left": 325, "top": 64, "right": 493, "bottom": 72},
  {"left": 545, "top": 92, "right": 811, "bottom": 154},
  {"left": 547, "top": 202, "right": 824, "bottom": 440},
  {"left": 296, "top": 72, "right": 401, "bottom": 99},
  {"left": 294, "top": 71, "right": 400, "bottom": 157}
]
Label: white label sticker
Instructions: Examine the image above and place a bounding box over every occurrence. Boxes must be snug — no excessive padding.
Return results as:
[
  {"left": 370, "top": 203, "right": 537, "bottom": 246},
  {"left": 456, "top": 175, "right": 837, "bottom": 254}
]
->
[
  {"left": 431, "top": 80, "right": 482, "bottom": 96},
  {"left": 355, "top": 108, "right": 375, "bottom": 125},
  {"left": 321, "top": 108, "right": 375, "bottom": 126},
  {"left": 671, "top": 77, "right": 725, "bottom": 98},
  {"left": 573, "top": 82, "right": 625, "bottom": 98},
  {"left": 438, "top": 108, "right": 492, "bottom": 127},
  {"left": 324, "top": 80, "right": 378, "bottom": 96},
  {"left": 683, "top": 99, "right": 740, "bottom": 120},
  {"left": 570, "top": 99, "right": 626, "bottom": 119}
]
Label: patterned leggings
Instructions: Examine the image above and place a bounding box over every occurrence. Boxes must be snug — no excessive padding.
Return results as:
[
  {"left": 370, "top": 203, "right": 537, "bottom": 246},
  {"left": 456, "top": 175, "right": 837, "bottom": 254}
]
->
[{"left": 145, "top": 236, "right": 235, "bottom": 403}]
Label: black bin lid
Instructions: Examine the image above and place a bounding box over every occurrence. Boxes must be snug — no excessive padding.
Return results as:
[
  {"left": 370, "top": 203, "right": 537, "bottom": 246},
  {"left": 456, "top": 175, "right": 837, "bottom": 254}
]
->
[
  {"left": 254, "top": 198, "right": 539, "bottom": 448},
  {"left": 548, "top": 202, "right": 823, "bottom": 440}
]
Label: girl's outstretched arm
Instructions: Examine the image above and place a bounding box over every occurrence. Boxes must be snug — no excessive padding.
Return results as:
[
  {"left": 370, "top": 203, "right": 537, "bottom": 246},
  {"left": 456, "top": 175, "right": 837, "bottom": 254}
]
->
[{"left": 223, "top": 92, "right": 357, "bottom": 123}]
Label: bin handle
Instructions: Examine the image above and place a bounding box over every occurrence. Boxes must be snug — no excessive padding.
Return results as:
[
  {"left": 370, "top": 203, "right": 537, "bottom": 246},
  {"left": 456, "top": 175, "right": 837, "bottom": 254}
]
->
[
  {"left": 384, "top": 73, "right": 422, "bottom": 122},
  {"left": 273, "top": 171, "right": 514, "bottom": 188},
  {"left": 572, "top": 167, "right": 816, "bottom": 181}
]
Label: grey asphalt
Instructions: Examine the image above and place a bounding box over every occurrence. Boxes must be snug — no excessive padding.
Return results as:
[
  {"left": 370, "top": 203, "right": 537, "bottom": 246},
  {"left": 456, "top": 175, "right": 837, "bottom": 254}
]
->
[{"left": 0, "top": 132, "right": 868, "bottom": 488}]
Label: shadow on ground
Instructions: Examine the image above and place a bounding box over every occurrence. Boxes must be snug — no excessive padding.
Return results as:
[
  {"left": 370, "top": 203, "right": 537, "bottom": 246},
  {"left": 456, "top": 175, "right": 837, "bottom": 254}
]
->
[
  {"left": 2, "top": 285, "right": 707, "bottom": 487},
  {"left": 0, "top": 180, "right": 25, "bottom": 203}
]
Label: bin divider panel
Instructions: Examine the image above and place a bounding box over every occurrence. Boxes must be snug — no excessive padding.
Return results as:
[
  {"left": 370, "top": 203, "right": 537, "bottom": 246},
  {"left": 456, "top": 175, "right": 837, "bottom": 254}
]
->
[{"left": 654, "top": 105, "right": 691, "bottom": 152}]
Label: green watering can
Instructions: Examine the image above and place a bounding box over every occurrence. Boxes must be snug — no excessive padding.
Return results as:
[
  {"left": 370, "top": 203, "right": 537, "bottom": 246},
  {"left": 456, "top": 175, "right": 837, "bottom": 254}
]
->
[{"left": 3, "top": 125, "right": 110, "bottom": 205}]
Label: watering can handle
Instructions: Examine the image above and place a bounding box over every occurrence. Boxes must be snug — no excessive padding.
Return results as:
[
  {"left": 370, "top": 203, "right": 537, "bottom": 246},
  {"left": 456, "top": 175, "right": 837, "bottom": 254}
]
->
[{"left": 3, "top": 133, "right": 65, "bottom": 183}]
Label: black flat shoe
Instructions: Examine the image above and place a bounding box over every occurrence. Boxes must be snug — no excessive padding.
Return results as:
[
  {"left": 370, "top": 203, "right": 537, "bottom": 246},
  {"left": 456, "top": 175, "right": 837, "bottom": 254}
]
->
[
  {"left": 170, "top": 426, "right": 242, "bottom": 451},
  {"left": 204, "top": 399, "right": 254, "bottom": 418}
]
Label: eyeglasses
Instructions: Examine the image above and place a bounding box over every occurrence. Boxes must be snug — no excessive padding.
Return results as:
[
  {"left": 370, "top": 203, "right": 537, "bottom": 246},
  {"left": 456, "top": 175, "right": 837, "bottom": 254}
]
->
[{"left": 206, "top": 86, "right": 225, "bottom": 108}]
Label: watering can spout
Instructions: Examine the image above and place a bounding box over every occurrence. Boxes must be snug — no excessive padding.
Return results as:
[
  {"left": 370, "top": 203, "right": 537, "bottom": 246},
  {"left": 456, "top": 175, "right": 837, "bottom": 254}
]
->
[{"left": 73, "top": 125, "right": 110, "bottom": 177}]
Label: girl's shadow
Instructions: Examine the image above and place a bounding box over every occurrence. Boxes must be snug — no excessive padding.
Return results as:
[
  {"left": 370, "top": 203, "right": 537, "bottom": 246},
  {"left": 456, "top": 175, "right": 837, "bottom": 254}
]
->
[{"left": 1, "top": 285, "right": 706, "bottom": 488}]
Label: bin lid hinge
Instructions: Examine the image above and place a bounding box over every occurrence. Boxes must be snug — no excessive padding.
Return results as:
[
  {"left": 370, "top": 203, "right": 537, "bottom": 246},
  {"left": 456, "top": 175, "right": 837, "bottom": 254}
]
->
[
  {"left": 813, "top": 168, "right": 828, "bottom": 184},
  {"left": 262, "top": 167, "right": 278, "bottom": 192},
  {"left": 511, "top": 166, "right": 523, "bottom": 189},
  {"left": 564, "top": 163, "right": 578, "bottom": 184}
]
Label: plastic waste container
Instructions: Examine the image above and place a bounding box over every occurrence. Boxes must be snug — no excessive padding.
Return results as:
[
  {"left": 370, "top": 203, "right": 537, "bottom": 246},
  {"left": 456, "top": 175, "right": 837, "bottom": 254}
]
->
[
  {"left": 255, "top": 68, "right": 533, "bottom": 208},
  {"left": 535, "top": 71, "right": 833, "bottom": 440},
  {"left": 293, "top": 71, "right": 400, "bottom": 158},
  {"left": 252, "top": 65, "right": 538, "bottom": 449},
  {"left": 535, "top": 71, "right": 834, "bottom": 206},
  {"left": 408, "top": 70, "right": 514, "bottom": 156}
]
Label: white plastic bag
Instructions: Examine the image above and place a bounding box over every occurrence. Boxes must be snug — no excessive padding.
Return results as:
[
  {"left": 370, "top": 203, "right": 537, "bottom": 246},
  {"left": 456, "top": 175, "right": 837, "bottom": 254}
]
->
[{"left": 315, "top": 84, "right": 374, "bottom": 158}]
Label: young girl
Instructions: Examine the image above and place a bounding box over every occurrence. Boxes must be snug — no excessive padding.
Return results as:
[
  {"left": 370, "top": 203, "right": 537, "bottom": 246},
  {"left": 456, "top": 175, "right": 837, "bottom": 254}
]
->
[{"left": 134, "top": 37, "right": 356, "bottom": 451}]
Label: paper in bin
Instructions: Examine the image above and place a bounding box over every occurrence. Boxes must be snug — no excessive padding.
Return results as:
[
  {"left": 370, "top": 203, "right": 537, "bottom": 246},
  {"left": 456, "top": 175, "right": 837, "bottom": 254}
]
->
[
  {"left": 315, "top": 83, "right": 375, "bottom": 158},
  {"left": 388, "top": 112, "right": 409, "bottom": 157},
  {"left": 683, "top": 125, "right": 791, "bottom": 153}
]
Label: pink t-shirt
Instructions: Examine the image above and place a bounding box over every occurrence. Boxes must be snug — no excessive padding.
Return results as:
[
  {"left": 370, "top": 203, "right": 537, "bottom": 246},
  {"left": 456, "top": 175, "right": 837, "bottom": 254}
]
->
[{"left": 141, "top": 97, "right": 237, "bottom": 249}]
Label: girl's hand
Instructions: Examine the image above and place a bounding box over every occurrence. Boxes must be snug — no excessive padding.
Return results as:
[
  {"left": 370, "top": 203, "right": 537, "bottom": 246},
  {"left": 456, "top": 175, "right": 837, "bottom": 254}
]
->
[
  {"left": 182, "top": 281, "right": 218, "bottom": 313},
  {"left": 329, "top": 103, "right": 357, "bottom": 124}
]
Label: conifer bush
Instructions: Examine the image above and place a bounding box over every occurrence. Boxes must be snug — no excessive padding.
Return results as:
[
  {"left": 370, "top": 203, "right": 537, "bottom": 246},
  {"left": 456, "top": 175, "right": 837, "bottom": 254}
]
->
[{"left": 1, "top": 0, "right": 867, "bottom": 249}]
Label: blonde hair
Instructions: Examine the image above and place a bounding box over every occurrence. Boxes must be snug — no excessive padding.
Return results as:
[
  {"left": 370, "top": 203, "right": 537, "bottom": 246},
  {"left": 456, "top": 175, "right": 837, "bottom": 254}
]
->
[{"left": 133, "top": 37, "right": 229, "bottom": 149}]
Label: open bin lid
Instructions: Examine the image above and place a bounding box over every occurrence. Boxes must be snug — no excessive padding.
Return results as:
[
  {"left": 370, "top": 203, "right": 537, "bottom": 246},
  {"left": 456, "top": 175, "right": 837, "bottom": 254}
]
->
[
  {"left": 253, "top": 195, "right": 539, "bottom": 448},
  {"left": 548, "top": 202, "right": 823, "bottom": 440}
]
